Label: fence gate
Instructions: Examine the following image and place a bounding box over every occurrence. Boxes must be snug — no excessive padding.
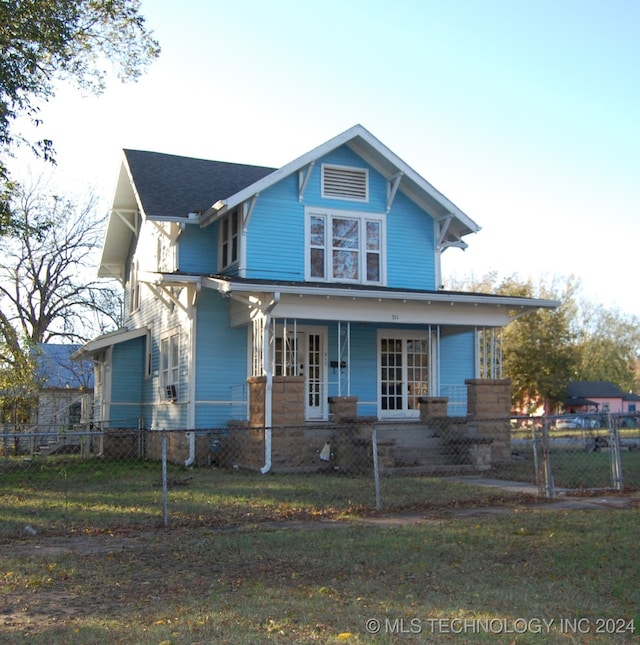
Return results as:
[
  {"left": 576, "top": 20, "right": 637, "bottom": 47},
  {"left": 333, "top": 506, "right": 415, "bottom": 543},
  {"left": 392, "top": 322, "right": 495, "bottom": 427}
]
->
[{"left": 534, "top": 415, "right": 627, "bottom": 499}]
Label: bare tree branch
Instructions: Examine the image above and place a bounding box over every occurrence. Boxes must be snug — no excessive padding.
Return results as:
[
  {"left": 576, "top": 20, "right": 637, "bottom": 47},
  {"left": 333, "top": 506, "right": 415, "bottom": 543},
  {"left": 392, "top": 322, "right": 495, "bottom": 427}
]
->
[{"left": 0, "top": 180, "right": 122, "bottom": 357}]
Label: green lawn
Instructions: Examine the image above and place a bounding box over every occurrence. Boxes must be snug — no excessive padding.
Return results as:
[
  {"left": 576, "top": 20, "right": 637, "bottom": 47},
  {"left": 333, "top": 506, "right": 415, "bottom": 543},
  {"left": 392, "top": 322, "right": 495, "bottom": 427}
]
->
[
  {"left": 1, "top": 506, "right": 638, "bottom": 643},
  {"left": 1, "top": 458, "right": 638, "bottom": 643},
  {"left": 0, "top": 458, "right": 534, "bottom": 538}
]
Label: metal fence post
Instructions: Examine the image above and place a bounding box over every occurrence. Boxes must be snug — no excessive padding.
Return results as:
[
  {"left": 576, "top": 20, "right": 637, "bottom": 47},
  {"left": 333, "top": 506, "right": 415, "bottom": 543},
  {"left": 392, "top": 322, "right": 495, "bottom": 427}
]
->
[
  {"left": 372, "top": 426, "right": 382, "bottom": 511},
  {"left": 161, "top": 431, "right": 169, "bottom": 527},
  {"left": 538, "top": 419, "right": 555, "bottom": 499},
  {"left": 608, "top": 414, "right": 623, "bottom": 491}
]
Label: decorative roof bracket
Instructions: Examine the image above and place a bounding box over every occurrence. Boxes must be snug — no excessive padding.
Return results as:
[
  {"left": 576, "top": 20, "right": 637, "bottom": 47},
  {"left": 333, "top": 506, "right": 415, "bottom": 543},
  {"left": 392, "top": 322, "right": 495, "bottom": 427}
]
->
[
  {"left": 145, "top": 282, "right": 189, "bottom": 314},
  {"left": 436, "top": 214, "right": 467, "bottom": 251},
  {"left": 113, "top": 209, "right": 139, "bottom": 236},
  {"left": 386, "top": 172, "right": 403, "bottom": 212},
  {"left": 298, "top": 161, "right": 315, "bottom": 202},
  {"left": 242, "top": 194, "right": 259, "bottom": 234}
]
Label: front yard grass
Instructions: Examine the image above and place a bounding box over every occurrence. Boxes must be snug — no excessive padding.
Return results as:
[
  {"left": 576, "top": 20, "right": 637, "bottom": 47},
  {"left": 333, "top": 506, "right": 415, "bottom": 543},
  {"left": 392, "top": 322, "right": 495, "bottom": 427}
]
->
[
  {"left": 0, "top": 458, "right": 535, "bottom": 538},
  {"left": 1, "top": 506, "right": 638, "bottom": 643}
]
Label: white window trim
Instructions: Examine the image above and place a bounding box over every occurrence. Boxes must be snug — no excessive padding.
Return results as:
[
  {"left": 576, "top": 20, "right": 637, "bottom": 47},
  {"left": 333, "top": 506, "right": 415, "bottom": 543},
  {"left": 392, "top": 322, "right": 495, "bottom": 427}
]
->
[
  {"left": 321, "top": 163, "right": 369, "bottom": 202},
  {"left": 377, "top": 329, "right": 434, "bottom": 419},
  {"left": 304, "top": 207, "right": 386, "bottom": 285},
  {"left": 219, "top": 208, "right": 240, "bottom": 270},
  {"left": 160, "top": 329, "right": 180, "bottom": 389},
  {"left": 129, "top": 259, "right": 140, "bottom": 314}
]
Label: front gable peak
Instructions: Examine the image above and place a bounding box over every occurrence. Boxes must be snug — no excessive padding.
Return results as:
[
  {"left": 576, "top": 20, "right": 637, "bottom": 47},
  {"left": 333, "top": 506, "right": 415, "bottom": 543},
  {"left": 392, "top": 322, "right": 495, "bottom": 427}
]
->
[{"left": 200, "top": 125, "right": 481, "bottom": 249}]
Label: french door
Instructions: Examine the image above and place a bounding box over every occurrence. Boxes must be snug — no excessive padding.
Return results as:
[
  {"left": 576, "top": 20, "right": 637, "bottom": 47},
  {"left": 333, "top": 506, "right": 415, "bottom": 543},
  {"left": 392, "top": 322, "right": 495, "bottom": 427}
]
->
[
  {"left": 379, "top": 332, "right": 430, "bottom": 418},
  {"left": 274, "top": 326, "right": 326, "bottom": 420}
]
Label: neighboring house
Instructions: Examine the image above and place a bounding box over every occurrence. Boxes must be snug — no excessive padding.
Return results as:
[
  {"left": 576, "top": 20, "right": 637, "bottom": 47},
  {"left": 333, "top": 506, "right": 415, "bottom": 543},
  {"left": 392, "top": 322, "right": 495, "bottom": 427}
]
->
[
  {"left": 564, "top": 381, "right": 640, "bottom": 415},
  {"left": 35, "top": 344, "right": 94, "bottom": 430},
  {"left": 74, "top": 125, "right": 557, "bottom": 465}
]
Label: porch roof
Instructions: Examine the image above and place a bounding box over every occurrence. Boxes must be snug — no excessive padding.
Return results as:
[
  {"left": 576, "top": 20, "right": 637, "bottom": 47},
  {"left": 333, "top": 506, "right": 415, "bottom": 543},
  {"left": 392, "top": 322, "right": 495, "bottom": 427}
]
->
[
  {"left": 71, "top": 327, "right": 149, "bottom": 360},
  {"left": 193, "top": 275, "right": 560, "bottom": 329}
]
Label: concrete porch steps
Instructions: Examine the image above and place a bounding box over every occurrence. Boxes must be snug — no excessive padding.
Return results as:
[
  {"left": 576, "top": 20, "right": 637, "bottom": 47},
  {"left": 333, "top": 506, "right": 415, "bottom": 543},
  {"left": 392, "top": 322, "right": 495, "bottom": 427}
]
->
[{"left": 375, "top": 424, "right": 452, "bottom": 469}]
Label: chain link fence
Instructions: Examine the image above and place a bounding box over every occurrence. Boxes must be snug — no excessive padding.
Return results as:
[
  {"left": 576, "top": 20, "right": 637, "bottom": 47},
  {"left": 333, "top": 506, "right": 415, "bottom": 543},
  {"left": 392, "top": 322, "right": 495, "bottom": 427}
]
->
[
  {"left": 507, "top": 413, "right": 640, "bottom": 498},
  {"left": 1, "top": 413, "right": 638, "bottom": 538}
]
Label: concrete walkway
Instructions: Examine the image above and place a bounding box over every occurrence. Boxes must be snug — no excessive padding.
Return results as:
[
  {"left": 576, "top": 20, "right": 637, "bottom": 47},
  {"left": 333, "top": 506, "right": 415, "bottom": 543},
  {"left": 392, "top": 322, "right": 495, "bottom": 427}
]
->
[
  {"left": 448, "top": 475, "right": 640, "bottom": 512},
  {"left": 354, "top": 477, "right": 640, "bottom": 527}
]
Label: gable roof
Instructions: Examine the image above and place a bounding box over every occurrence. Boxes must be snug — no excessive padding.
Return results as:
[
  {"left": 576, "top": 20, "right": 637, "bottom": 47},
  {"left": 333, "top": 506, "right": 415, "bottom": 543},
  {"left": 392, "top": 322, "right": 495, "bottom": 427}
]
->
[
  {"left": 100, "top": 124, "right": 480, "bottom": 280},
  {"left": 200, "top": 124, "right": 480, "bottom": 242},
  {"left": 120, "top": 150, "right": 276, "bottom": 220},
  {"left": 566, "top": 381, "right": 631, "bottom": 400}
]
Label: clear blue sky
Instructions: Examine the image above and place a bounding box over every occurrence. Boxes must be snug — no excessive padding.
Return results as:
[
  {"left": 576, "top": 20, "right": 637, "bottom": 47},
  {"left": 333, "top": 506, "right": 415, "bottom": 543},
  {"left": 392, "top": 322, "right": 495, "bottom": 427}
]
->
[{"left": 16, "top": 0, "right": 640, "bottom": 316}]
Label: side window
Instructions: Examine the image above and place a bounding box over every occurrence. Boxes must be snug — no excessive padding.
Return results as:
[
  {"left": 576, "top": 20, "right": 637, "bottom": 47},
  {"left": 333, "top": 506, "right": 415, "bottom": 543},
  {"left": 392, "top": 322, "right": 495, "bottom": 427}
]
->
[
  {"left": 160, "top": 331, "right": 180, "bottom": 400},
  {"left": 220, "top": 209, "right": 239, "bottom": 269},
  {"left": 129, "top": 259, "right": 140, "bottom": 314}
]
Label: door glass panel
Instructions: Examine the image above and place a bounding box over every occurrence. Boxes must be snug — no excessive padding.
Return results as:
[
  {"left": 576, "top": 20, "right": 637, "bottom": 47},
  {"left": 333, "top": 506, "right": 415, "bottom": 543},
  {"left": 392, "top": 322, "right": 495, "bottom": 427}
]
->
[
  {"left": 380, "top": 336, "right": 429, "bottom": 414},
  {"left": 406, "top": 339, "right": 429, "bottom": 409},
  {"left": 380, "top": 338, "right": 403, "bottom": 411},
  {"left": 307, "top": 334, "right": 321, "bottom": 409}
]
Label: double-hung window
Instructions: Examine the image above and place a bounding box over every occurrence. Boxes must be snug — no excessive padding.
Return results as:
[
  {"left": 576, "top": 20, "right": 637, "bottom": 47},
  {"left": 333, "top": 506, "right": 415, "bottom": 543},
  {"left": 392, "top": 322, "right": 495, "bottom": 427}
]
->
[
  {"left": 161, "top": 331, "right": 179, "bottom": 389},
  {"left": 220, "top": 209, "right": 239, "bottom": 269},
  {"left": 307, "top": 209, "right": 384, "bottom": 284}
]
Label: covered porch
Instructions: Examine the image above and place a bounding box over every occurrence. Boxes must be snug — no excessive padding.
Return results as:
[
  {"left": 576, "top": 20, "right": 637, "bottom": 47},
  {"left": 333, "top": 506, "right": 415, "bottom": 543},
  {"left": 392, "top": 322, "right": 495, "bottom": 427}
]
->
[{"left": 201, "top": 276, "right": 550, "bottom": 426}]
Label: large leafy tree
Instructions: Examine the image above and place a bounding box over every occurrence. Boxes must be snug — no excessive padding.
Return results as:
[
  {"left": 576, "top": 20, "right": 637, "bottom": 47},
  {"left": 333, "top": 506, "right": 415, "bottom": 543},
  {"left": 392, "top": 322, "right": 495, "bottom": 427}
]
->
[
  {"left": 0, "top": 0, "right": 160, "bottom": 231},
  {"left": 501, "top": 277, "right": 579, "bottom": 413},
  {"left": 448, "top": 272, "right": 640, "bottom": 412},
  {"left": 572, "top": 301, "right": 640, "bottom": 393}
]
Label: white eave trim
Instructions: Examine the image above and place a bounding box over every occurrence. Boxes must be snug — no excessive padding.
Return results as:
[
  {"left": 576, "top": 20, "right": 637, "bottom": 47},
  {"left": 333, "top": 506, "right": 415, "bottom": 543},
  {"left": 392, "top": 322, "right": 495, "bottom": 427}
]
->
[
  {"left": 199, "top": 125, "right": 481, "bottom": 234},
  {"left": 72, "top": 327, "right": 149, "bottom": 359},
  {"left": 201, "top": 277, "right": 559, "bottom": 313}
]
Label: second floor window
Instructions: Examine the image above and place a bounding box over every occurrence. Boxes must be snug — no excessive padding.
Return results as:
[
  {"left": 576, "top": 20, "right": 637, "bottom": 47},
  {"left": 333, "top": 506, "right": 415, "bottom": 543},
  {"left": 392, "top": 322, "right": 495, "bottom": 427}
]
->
[
  {"left": 220, "top": 209, "right": 239, "bottom": 269},
  {"left": 307, "top": 209, "right": 384, "bottom": 284}
]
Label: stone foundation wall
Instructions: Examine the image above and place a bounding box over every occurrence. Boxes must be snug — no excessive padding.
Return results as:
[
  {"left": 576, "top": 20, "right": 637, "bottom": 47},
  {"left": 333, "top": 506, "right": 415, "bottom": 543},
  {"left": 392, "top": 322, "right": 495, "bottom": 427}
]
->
[
  {"left": 329, "top": 396, "right": 358, "bottom": 422},
  {"left": 271, "top": 376, "right": 305, "bottom": 426},
  {"left": 145, "top": 431, "right": 213, "bottom": 466},
  {"left": 465, "top": 379, "right": 512, "bottom": 462}
]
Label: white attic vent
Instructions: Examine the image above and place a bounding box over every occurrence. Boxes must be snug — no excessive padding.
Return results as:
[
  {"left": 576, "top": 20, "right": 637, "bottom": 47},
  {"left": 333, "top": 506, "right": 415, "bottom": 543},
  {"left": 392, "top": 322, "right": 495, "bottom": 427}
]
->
[{"left": 322, "top": 165, "right": 368, "bottom": 201}]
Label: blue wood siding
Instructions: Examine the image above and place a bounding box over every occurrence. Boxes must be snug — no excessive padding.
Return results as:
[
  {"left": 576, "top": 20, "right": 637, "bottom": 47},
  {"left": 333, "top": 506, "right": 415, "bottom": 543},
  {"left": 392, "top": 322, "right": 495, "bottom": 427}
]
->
[
  {"left": 244, "top": 144, "right": 437, "bottom": 288},
  {"left": 178, "top": 223, "right": 218, "bottom": 273},
  {"left": 386, "top": 190, "right": 436, "bottom": 290},
  {"left": 194, "top": 291, "right": 248, "bottom": 427},
  {"left": 344, "top": 325, "right": 379, "bottom": 416},
  {"left": 110, "top": 338, "right": 144, "bottom": 427},
  {"left": 440, "top": 331, "right": 475, "bottom": 415},
  {"left": 245, "top": 174, "right": 304, "bottom": 281}
]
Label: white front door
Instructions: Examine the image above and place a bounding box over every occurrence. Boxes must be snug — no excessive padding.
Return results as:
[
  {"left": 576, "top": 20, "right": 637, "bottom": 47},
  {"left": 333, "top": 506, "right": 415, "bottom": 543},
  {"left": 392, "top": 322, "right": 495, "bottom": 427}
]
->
[
  {"left": 378, "top": 331, "right": 430, "bottom": 418},
  {"left": 274, "top": 326, "right": 327, "bottom": 420}
]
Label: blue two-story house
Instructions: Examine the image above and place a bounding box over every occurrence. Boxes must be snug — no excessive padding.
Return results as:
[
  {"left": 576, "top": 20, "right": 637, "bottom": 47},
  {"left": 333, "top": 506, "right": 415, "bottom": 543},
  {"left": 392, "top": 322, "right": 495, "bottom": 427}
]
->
[{"left": 75, "top": 125, "right": 555, "bottom": 467}]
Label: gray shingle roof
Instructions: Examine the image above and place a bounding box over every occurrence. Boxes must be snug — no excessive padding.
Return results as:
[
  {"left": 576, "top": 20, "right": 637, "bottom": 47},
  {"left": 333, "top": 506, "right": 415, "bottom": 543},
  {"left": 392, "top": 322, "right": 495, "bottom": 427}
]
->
[
  {"left": 123, "top": 150, "right": 276, "bottom": 219},
  {"left": 566, "top": 381, "right": 625, "bottom": 399}
]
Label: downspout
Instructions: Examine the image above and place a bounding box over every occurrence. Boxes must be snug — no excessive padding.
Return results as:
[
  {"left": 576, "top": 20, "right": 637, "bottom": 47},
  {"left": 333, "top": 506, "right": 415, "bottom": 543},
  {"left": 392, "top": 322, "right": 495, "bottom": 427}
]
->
[{"left": 261, "top": 292, "right": 280, "bottom": 474}]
